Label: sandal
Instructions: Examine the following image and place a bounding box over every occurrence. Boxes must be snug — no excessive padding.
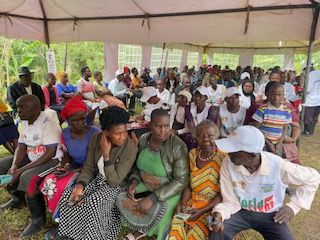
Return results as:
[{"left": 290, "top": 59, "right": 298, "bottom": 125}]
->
[{"left": 124, "top": 231, "right": 147, "bottom": 240}]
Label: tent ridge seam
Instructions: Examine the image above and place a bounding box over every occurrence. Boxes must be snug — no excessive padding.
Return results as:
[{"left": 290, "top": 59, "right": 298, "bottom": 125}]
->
[{"left": 0, "top": 3, "right": 314, "bottom": 22}]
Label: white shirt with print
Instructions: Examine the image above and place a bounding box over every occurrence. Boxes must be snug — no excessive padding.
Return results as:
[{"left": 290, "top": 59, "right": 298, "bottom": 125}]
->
[{"left": 18, "top": 111, "right": 61, "bottom": 161}]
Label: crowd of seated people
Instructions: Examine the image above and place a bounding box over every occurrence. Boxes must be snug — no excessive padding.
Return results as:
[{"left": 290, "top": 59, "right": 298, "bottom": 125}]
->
[{"left": 0, "top": 63, "right": 319, "bottom": 240}]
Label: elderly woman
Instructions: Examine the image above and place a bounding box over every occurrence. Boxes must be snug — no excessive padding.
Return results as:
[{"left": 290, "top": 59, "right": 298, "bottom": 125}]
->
[
  {"left": 169, "top": 120, "right": 227, "bottom": 239},
  {"left": 55, "top": 71, "right": 77, "bottom": 103},
  {"left": 39, "top": 96, "right": 100, "bottom": 225},
  {"left": 170, "top": 90, "right": 192, "bottom": 135},
  {"left": 117, "top": 108, "right": 189, "bottom": 240},
  {"left": 186, "top": 86, "right": 220, "bottom": 129},
  {"left": 183, "top": 86, "right": 220, "bottom": 150},
  {"left": 57, "top": 106, "right": 138, "bottom": 240}
]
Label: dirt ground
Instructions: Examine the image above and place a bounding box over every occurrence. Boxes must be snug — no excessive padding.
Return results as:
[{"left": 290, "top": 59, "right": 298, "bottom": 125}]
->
[{"left": 0, "top": 127, "right": 319, "bottom": 240}]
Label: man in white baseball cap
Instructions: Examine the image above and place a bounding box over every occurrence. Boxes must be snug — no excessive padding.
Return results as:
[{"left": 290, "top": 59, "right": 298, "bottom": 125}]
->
[
  {"left": 140, "top": 86, "right": 169, "bottom": 122},
  {"left": 108, "top": 69, "right": 136, "bottom": 113},
  {"left": 209, "top": 125, "right": 320, "bottom": 240},
  {"left": 219, "top": 87, "right": 248, "bottom": 137}
]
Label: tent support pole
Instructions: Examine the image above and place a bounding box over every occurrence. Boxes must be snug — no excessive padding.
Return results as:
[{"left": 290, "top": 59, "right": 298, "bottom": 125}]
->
[
  {"left": 64, "top": 43, "right": 68, "bottom": 71},
  {"left": 39, "top": 0, "right": 50, "bottom": 48},
  {"left": 298, "top": 1, "right": 320, "bottom": 147}
]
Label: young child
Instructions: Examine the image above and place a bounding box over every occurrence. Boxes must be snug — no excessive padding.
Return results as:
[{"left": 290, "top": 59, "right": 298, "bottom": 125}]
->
[{"left": 252, "top": 82, "right": 292, "bottom": 156}]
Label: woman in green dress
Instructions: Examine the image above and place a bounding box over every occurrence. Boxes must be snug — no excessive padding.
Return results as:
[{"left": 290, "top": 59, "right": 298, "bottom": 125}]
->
[{"left": 117, "top": 108, "right": 189, "bottom": 240}]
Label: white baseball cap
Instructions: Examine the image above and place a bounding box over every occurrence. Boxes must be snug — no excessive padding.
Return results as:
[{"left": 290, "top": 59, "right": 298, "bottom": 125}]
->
[
  {"left": 178, "top": 90, "right": 192, "bottom": 103},
  {"left": 140, "top": 86, "right": 157, "bottom": 103},
  {"left": 115, "top": 69, "right": 124, "bottom": 77},
  {"left": 194, "top": 86, "right": 210, "bottom": 98},
  {"left": 215, "top": 126, "right": 265, "bottom": 153},
  {"left": 226, "top": 87, "right": 241, "bottom": 97},
  {"left": 240, "top": 72, "right": 251, "bottom": 80}
]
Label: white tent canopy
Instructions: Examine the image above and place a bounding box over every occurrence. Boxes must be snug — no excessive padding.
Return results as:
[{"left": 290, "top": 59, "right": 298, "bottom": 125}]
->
[
  {"left": 0, "top": 0, "right": 319, "bottom": 48},
  {"left": 1, "top": 0, "right": 320, "bottom": 81}
]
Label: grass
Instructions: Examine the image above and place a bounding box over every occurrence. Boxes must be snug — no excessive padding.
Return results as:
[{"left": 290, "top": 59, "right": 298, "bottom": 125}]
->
[{"left": 0, "top": 126, "right": 319, "bottom": 240}]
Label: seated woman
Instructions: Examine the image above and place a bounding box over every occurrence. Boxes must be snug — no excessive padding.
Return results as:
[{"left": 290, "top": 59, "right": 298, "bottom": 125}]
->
[
  {"left": 55, "top": 71, "right": 77, "bottom": 103},
  {"left": 93, "top": 70, "right": 126, "bottom": 109},
  {"left": 184, "top": 86, "right": 220, "bottom": 150},
  {"left": 0, "top": 99, "right": 19, "bottom": 154},
  {"left": 116, "top": 108, "right": 189, "bottom": 240},
  {"left": 57, "top": 106, "right": 138, "bottom": 240},
  {"left": 169, "top": 120, "right": 227, "bottom": 240},
  {"left": 239, "top": 79, "right": 256, "bottom": 109},
  {"left": 170, "top": 90, "right": 192, "bottom": 135},
  {"left": 40, "top": 96, "right": 100, "bottom": 227},
  {"left": 93, "top": 70, "right": 112, "bottom": 97},
  {"left": 42, "top": 73, "right": 64, "bottom": 113}
]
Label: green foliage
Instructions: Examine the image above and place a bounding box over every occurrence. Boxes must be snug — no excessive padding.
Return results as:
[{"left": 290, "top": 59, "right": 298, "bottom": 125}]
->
[
  {"left": 1, "top": 37, "right": 320, "bottom": 90},
  {"left": 0, "top": 37, "right": 105, "bottom": 88}
]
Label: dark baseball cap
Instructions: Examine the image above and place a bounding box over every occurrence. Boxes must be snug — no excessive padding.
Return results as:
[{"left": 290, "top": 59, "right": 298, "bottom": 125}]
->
[{"left": 18, "top": 66, "right": 32, "bottom": 76}]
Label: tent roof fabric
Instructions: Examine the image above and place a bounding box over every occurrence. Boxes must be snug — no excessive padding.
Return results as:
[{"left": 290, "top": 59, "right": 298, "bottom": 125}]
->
[{"left": 0, "top": 0, "right": 319, "bottom": 50}]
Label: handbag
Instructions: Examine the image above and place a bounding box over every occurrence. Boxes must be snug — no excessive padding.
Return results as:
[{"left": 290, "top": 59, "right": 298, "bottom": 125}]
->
[{"left": 0, "top": 112, "right": 14, "bottom": 127}]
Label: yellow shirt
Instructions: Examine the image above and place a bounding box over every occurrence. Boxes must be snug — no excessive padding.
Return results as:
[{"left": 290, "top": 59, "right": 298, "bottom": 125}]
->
[
  {"left": 131, "top": 76, "right": 142, "bottom": 89},
  {"left": 0, "top": 99, "right": 8, "bottom": 113}
]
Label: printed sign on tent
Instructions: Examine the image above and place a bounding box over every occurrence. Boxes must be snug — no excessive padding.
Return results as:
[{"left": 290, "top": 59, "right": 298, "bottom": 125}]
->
[{"left": 46, "top": 50, "right": 56, "bottom": 74}]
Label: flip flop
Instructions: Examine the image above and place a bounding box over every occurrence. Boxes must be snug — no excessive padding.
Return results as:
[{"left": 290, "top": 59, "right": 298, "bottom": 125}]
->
[
  {"left": 123, "top": 231, "right": 147, "bottom": 240},
  {"left": 0, "top": 174, "right": 13, "bottom": 185}
]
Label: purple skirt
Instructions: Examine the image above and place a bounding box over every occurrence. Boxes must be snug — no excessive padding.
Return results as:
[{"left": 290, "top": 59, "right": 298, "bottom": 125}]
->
[{"left": 0, "top": 124, "right": 19, "bottom": 144}]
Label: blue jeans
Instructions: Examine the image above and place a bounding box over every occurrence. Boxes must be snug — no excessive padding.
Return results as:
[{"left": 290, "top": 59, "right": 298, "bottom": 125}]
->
[{"left": 209, "top": 209, "right": 293, "bottom": 240}]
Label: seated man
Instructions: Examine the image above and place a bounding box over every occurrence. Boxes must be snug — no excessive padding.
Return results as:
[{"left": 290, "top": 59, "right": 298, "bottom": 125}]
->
[
  {"left": 0, "top": 95, "right": 61, "bottom": 238},
  {"left": 174, "top": 75, "right": 196, "bottom": 101},
  {"left": 7, "top": 66, "right": 45, "bottom": 114},
  {"left": 156, "top": 78, "right": 171, "bottom": 106},
  {"left": 140, "top": 86, "right": 169, "bottom": 122},
  {"left": 219, "top": 87, "right": 247, "bottom": 137},
  {"left": 207, "top": 74, "right": 226, "bottom": 106},
  {"left": 109, "top": 69, "right": 135, "bottom": 113},
  {"left": 209, "top": 125, "right": 320, "bottom": 240}
]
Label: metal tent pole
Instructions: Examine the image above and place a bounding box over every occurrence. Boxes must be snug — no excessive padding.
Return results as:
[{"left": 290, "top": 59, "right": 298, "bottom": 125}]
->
[{"left": 298, "top": 1, "right": 320, "bottom": 147}]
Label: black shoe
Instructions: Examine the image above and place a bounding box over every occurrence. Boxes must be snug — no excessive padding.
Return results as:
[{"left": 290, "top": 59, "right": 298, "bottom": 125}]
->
[
  {"left": 19, "top": 216, "right": 45, "bottom": 238},
  {"left": 302, "top": 131, "right": 312, "bottom": 137},
  {"left": 19, "top": 195, "right": 46, "bottom": 238},
  {"left": 0, "top": 198, "right": 21, "bottom": 210}
]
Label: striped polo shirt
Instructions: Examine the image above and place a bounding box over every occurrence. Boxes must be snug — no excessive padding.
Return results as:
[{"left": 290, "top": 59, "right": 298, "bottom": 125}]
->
[{"left": 253, "top": 103, "right": 292, "bottom": 144}]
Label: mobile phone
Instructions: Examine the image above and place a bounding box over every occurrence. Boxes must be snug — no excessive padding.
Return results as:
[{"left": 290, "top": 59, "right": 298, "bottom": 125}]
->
[
  {"left": 53, "top": 170, "right": 65, "bottom": 175},
  {"left": 134, "top": 191, "right": 151, "bottom": 199},
  {"left": 175, "top": 213, "right": 192, "bottom": 221}
]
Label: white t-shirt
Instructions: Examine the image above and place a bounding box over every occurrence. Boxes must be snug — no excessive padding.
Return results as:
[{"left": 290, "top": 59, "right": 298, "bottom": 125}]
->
[
  {"left": 227, "top": 152, "right": 287, "bottom": 213},
  {"left": 18, "top": 111, "right": 61, "bottom": 161},
  {"left": 284, "top": 82, "right": 298, "bottom": 102},
  {"left": 207, "top": 84, "right": 226, "bottom": 106},
  {"left": 220, "top": 102, "right": 246, "bottom": 136},
  {"left": 144, "top": 99, "right": 169, "bottom": 122},
  {"left": 108, "top": 78, "right": 128, "bottom": 97},
  {"left": 305, "top": 70, "right": 320, "bottom": 107},
  {"left": 190, "top": 102, "right": 212, "bottom": 126},
  {"left": 157, "top": 89, "right": 171, "bottom": 105}
]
